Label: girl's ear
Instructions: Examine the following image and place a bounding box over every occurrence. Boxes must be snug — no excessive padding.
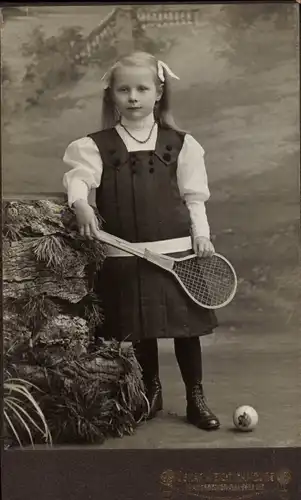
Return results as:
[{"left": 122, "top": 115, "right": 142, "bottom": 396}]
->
[{"left": 156, "top": 84, "right": 164, "bottom": 102}]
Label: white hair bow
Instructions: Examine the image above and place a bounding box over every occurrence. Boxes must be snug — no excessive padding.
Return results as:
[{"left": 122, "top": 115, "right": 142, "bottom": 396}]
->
[
  {"left": 100, "top": 64, "right": 116, "bottom": 90},
  {"left": 101, "top": 59, "right": 179, "bottom": 89},
  {"left": 157, "top": 60, "right": 180, "bottom": 82}
]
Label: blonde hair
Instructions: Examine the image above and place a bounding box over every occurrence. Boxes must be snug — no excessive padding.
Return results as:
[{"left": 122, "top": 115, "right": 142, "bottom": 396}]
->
[{"left": 100, "top": 51, "right": 186, "bottom": 133}]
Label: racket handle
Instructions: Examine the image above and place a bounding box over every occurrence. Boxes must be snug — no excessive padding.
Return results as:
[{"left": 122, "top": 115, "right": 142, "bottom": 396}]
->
[
  {"left": 94, "top": 230, "right": 145, "bottom": 258},
  {"left": 144, "top": 249, "right": 174, "bottom": 271},
  {"left": 95, "top": 230, "right": 174, "bottom": 270}
]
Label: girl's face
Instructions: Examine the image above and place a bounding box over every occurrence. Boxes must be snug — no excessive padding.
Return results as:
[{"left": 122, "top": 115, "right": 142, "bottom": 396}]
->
[{"left": 111, "top": 65, "right": 162, "bottom": 121}]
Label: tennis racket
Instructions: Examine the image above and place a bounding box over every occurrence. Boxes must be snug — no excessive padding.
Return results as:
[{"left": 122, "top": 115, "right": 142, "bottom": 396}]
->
[{"left": 94, "top": 230, "right": 237, "bottom": 309}]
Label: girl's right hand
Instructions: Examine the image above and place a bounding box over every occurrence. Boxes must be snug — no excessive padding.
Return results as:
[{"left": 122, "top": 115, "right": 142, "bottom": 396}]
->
[{"left": 73, "top": 199, "right": 99, "bottom": 239}]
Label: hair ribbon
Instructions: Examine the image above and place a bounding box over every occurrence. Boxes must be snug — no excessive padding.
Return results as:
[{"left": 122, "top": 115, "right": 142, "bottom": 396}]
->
[{"left": 157, "top": 60, "right": 180, "bottom": 82}]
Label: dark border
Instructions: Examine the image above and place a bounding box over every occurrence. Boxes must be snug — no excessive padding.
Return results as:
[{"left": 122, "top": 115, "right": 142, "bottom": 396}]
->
[
  {"left": 1, "top": 2, "right": 300, "bottom": 500},
  {"left": 0, "top": 1, "right": 298, "bottom": 6},
  {"left": 2, "top": 448, "right": 301, "bottom": 499}
]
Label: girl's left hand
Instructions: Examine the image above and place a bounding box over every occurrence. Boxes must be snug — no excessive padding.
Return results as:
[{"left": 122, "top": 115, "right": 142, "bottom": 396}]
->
[{"left": 193, "top": 236, "right": 215, "bottom": 258}]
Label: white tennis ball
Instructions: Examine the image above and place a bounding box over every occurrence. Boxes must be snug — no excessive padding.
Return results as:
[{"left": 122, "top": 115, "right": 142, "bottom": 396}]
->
[{"left": 233, "top": 405, "right": 258, "bottom": 431}]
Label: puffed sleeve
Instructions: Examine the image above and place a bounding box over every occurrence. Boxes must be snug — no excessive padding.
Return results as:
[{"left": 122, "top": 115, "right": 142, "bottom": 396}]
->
[
  {"left": 177, "top": 134, "right": 211, "bottom": 239},
  {"left": 62, "top": 137, "right": 103, "bottom": 207}
]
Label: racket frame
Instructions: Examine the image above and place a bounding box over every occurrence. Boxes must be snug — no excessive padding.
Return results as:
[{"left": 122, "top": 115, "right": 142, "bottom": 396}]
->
[{"left": 144, "top": 249, "right": 237, "bottom": 309}]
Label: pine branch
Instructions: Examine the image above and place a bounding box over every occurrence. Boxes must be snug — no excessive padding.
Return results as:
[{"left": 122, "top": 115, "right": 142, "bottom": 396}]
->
[
  {"left": 10, "top": 293, "right": 60, "bottom": 335},
  {"left": 31, "top": 234, "right": 68, "bottom": 269}
]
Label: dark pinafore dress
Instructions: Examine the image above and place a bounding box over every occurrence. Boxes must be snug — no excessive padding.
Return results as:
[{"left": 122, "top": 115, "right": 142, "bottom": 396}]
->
[{"left": 89, "top": 126, "right": 218, "bottom": 342}]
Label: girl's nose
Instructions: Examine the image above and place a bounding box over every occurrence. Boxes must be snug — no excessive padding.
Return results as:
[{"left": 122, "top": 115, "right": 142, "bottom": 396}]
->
[{"left": 128, "top": 91, "right": 138, "bottom": 102}]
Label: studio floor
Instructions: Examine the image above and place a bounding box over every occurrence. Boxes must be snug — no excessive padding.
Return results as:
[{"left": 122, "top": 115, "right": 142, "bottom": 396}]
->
[
  {"left": 98, "top": 328, "right": 300, "bottom": 450},
  {"left": 40, "top": 326, "right": 299, "bottom": 451}
]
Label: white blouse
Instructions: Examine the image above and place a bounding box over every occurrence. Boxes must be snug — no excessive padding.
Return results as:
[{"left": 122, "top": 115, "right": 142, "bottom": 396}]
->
[{"left": 62, "top": 119, "right": 211, "bottom": 240}]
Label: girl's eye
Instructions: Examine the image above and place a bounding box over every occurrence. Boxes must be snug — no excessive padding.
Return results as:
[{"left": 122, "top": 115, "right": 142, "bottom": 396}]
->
[{"left": 116, "top": 85, "right": 149, "bottom": 92}]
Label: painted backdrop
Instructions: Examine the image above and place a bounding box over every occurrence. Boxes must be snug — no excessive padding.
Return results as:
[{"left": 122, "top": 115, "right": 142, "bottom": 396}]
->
[{"left": 2, "top": 4, "right": 300, "bottom": 448}]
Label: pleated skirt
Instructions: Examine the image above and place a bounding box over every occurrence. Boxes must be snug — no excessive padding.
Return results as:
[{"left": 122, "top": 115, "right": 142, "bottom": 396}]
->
[{"left": 94, "top": 250, "right": 218, "bottom": 342}]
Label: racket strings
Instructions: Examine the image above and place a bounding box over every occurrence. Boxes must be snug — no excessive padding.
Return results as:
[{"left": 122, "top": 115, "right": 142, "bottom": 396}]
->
[{"left": 173, "top": 256, "right": 236, "bottom": 307}]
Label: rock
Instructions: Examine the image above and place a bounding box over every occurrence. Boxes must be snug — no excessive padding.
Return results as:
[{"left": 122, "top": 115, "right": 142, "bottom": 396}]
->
[
  {"left": 4, "top": 200, "right": 66, "bottom": 236},
  {"left": 3, "top": 237, "right": 87, "bottom": 282},
  {"left": 38, "top": 314, "right": 89, "bottom": 343},
  {"left": 3, "top": 277, "right": 89, "bottom": 303}
]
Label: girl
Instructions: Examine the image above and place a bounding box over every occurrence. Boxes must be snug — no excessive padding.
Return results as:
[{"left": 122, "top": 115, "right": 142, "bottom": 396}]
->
[{"left": 63, "top": 51, "right": 220, "bottom": 431}]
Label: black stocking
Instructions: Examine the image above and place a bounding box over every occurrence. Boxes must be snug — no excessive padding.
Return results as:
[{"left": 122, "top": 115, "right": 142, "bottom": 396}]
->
[
  {"left": 174, "top": 337, "right": 203, "bottom": 388},
  {"left": 133, "top": 339, "right": 159, "bottom": 382}
]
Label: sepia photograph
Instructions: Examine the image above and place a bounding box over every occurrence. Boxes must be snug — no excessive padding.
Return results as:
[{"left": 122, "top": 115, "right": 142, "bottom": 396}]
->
[{"left": 2, "top": 2, "right": 299, "bottom": 465}]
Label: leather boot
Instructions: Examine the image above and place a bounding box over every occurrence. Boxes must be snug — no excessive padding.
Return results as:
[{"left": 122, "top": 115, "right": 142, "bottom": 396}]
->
[
  {"left": 134, "top": 339, "right": 163, "bottom": 421},
  {"left": 144, "top": 374, "right": 163, "bottom": 420},
  {"left": 186, "top": 381, "right": 220, "bottom": 430},
  {"left": 174, "top": 337, "right": 220, "bottom": 431}
]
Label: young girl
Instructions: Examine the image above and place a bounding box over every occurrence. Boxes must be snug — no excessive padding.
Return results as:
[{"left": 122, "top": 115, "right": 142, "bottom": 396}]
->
[{"left": 63, "top": 51, "right": 220, "bottom": 431}]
